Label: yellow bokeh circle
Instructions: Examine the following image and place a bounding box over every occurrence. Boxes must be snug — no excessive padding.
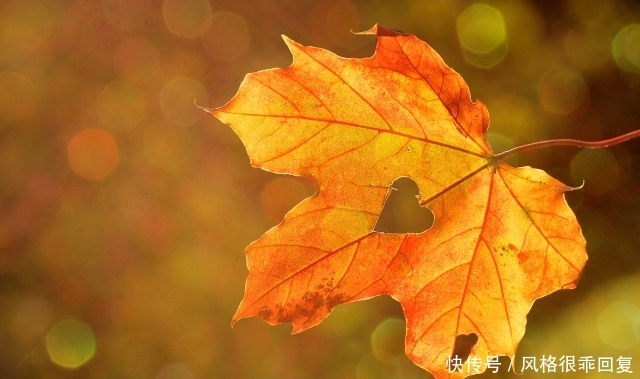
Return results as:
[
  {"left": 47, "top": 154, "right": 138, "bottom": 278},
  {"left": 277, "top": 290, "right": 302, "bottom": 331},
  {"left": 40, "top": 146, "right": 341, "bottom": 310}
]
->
[
  {"left": 456, "top": 4, "right": 508, "bottom": 68},
  {"left": 46, "top": 319, "right": 96, "bottom": 369},
  {"left": 612, "top": 24, "right": 640, "bottom": 74}
]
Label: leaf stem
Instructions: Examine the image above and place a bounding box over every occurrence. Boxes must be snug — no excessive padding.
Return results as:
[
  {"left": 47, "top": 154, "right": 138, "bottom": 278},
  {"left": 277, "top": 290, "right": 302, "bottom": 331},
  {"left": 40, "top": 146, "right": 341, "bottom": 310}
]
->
[{"left": 494, "top": 128, "right": 640, "bottom": 159}]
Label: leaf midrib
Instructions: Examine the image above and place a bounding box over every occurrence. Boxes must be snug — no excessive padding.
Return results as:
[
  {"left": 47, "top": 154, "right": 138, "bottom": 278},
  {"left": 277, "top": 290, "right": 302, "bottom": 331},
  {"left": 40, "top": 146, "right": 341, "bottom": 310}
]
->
[{"left": 218, "top": 110, "right": 487, "bottom": 158}]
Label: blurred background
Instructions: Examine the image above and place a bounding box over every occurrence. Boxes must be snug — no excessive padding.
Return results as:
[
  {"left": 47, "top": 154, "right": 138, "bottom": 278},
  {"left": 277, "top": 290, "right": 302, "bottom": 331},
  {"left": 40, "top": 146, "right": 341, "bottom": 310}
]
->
[{"left": 1, "top": 0, "right": 640, "bottom": 378}]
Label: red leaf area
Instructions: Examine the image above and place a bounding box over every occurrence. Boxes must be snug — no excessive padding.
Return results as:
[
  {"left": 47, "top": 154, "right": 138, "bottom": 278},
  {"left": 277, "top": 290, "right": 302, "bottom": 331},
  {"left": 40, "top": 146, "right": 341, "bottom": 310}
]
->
[{"left": 208, "top": 25, "right": 587, "bottom": 379}]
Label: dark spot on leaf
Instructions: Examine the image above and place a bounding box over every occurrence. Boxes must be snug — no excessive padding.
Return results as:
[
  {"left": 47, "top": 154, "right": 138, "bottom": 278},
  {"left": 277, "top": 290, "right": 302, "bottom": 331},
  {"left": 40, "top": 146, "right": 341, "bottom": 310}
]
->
[
  {"left": 295, "top": 291, "right": 324, "bottom": 318},
  {"left": 452, "top": 333, "right": 478, "bottom": 363},
  {"left": 518, "top": 251, "right": 529, "bottom": 265},
  {"left": 271, "top": 292, "right": 347, "bottom": 326},
  {"left": 276, "top": 309, "right": 294, "bottom": 324},
  {"left": 325, "top": 293, "right": 346, "bottom": 310},
  {"left": 259, "top": 307, "right": 273, "bottom": 320},
  {"left": 326, "top": 281, "right": 333, "bottom": 290}
]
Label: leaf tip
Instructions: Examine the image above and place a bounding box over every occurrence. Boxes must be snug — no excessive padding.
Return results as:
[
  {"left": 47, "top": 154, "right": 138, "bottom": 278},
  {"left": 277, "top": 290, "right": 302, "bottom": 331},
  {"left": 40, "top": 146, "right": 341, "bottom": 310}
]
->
[
  {"left": 231, "top": 306, "right": 247, "bottom": 327},
  {"left": 194, "top": 98, "right": 216, "bottom": 114},
  {"left": 280, "top": 34, "right": 307, "bottom": 65},
  {"left": 565, "top": 180, "right": 585, "bottom": 192},
  {"left": 290, "top": 323, "right": 306, "bottom": 335},
  {"left": 281, "top": 34, "right": 301, "bottom": 51}
]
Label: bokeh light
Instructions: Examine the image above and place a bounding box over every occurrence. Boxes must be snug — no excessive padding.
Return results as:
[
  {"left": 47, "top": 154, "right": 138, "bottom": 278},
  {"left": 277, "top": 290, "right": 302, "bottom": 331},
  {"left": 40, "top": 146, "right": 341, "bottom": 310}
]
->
[
  {"left": 537, "top": 66, "right": 588, "bottom": 115},
  {"left": 113, "top": 38, "right": 160, "bottom": 84},
  {"left": 67, "top": 129, "right": 119, "bottom": 181},
  {"left": 163, "top": 0, "right": 213, "bottom": 38},
  {"left": 0, "top": 0, "right": 52, "bottom": 50},
  {"left": 570, "top": 149, "right": 619, "bottom": 195},
  {"left": 96, "top": 80, "right": 147, "bottom": 130},
  {"left": 597, "top": 302, "right": 640, "bottom": 349},
  {"left": 370, "top": 318, "right": 405, "bottom": 363},
  {"left": 261, "top": 178, "right": 309, "bottom": 224},
  {"left": 159, "top": 77, "right": 208, "bottom": 126},
  {"left": 46, "top": 319, "right": 96, "bottom": 369},
  {"left": 456, "top": 4, "right": 508, "bottom": 68},
  {"left": 0, "top": 71, "right": 36, "bottom": 123},
  {"left": 201, "top": 11, "right": 250, "bottom": 62},
  {"left": 612, "top": 24, "right": 640, "bottom": 74}
]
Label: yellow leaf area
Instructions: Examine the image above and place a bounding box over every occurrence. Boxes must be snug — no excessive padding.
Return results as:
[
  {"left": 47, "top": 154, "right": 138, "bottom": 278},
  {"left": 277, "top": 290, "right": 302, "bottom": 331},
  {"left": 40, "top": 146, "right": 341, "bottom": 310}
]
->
[{"left": 208, "top": 25, "right": 587, "bottom": 379}]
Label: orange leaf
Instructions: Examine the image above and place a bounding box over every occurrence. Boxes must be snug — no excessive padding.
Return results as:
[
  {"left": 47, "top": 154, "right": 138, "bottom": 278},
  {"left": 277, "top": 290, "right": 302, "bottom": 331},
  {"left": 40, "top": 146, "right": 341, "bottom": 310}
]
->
[{"left": 208, "top": 25, "right": 587, "bottom": 379}]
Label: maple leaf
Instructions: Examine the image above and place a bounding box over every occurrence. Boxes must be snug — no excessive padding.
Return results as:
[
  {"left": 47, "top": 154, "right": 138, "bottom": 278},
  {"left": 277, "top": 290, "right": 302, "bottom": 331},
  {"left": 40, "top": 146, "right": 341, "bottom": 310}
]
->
[{"left": 207, "top": 25, "right": 587, "bottom": 379}]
